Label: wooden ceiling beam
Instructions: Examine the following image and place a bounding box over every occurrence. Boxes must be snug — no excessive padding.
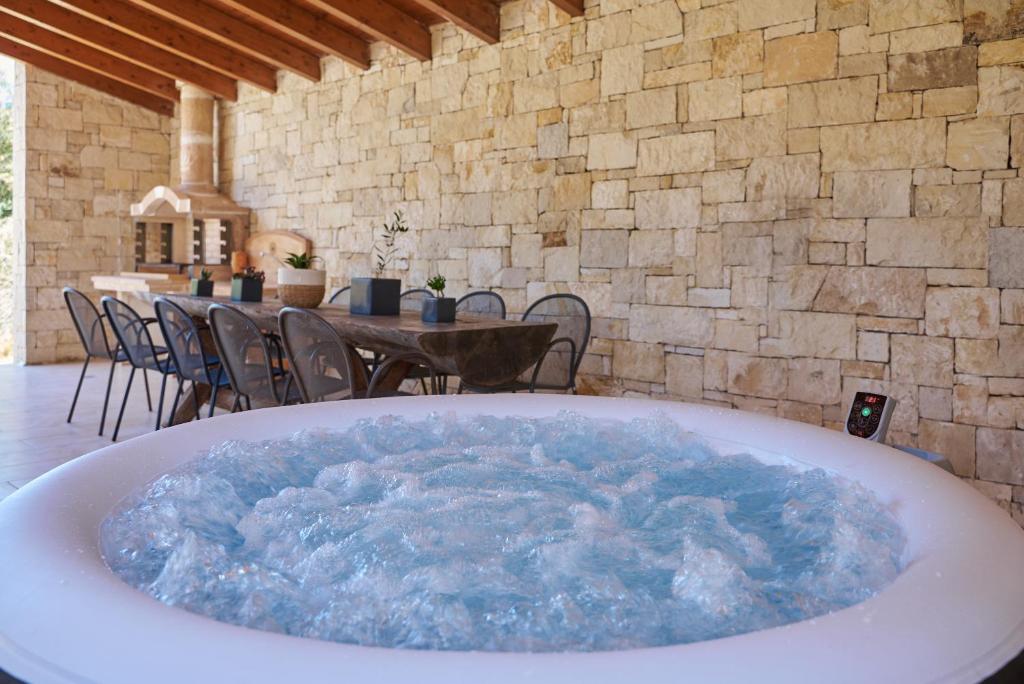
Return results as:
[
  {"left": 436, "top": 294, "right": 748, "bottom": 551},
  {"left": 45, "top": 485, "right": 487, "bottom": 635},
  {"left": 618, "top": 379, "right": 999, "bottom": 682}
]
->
[
  {"left": 0, "top": 34, "right": 173, "bottom": 114},
  {"left": 406, "top": 0, "right": 499, "bottom": 44},
  {"left": 127, "top": 0, "right": 320, "bottom": 81},
  {"left": 548, "top": 0, "right": 584, "bottom": 17},
  {"left": 215, "top": 0, "right": 369, "bottom": 70},
  {"left": 304, "top": 0, "right": 432, "bottom": 61},
  {"left": 0, "top": 10, "right": 178, "bottom": 101},
  {"left": 0, "top": 0, "right": 236, "bottom": 100},
  {"left": 55, "top": 0, "right": 278, "bottom": 92}
]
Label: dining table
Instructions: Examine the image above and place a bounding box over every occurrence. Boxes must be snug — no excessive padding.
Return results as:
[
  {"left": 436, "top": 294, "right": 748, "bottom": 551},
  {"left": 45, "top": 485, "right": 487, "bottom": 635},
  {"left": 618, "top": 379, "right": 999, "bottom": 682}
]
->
[{"left": 138, "top": 292, "right": 558, "bottom": 425}]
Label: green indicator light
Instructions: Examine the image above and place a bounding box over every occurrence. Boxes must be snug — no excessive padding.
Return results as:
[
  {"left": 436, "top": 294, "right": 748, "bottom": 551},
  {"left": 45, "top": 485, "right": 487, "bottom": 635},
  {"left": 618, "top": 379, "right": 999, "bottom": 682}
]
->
[{"left": 861, "top": 407, "right": 872, "bottom": 417}]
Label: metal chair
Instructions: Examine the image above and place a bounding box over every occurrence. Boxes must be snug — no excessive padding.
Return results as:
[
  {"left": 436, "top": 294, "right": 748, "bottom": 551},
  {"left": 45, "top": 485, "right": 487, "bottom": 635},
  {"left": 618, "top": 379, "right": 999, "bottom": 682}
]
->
[
  {"left": 456, "top": 291, "right": 506, "bottom": 319},
  {"left": 63, "top": 287, "right": 135, "bottom": 436},
  {"left": 458, "top": 293, "right": 591, "bottom": 395},
  {"left": 328, "top": 286, "right": 350, "bottom": 306},
  {"left": 400, "top": 288, "right": 433, "bottom": 311},
  {"left": 100, "top": 296, "right": 173, "bottom": 442},
  {"left": 154, "top": 297, "right": 231, "bottom": 428},
  {"left": 278, "top": 307, "right": 369, "bottom": 403},
  {"left": 208, "top": 304, "right": 298, "bottom": 411}
]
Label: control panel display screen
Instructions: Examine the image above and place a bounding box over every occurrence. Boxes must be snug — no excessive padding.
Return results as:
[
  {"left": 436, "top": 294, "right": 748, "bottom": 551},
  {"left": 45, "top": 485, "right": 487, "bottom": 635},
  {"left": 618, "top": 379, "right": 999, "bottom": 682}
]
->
[{"left": 847, "top": 392, "right": 888, "bottom": 438}]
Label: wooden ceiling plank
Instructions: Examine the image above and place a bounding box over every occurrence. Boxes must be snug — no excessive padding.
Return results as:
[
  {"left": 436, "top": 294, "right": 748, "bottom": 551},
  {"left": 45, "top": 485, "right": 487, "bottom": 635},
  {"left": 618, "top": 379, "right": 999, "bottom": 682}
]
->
[
  {"left": 0, "top": 0, "right": 236, "bottom": 99},
  {"left": 406, "top": 0, "right": 498, "bottom": 44},
  {"left": 548, "top": 0, "right": 584, "bottom": 17},
  {"left": 0, "top": 34, "right": 173, "bottom": 114},
  {"left": 0, "top": 10, "right": 178, "bottom": 101},
  {"left": 55, "top": 0, "right": 278, "bottom": 92},
  {"left": 127, "top": 0, "right": 320, "bottom": 81},
  {"left": 216, "top": 0, "right": 369, "bottom": 70},
  {"left": 304, "top": 0, "right": 432, "bottom": 61}
]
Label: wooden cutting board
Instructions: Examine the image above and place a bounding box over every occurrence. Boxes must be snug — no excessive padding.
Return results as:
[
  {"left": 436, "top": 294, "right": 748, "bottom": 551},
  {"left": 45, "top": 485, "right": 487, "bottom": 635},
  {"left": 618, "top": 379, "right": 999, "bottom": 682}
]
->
[{"left": 245, "top": 231, "right": 312, "bottom": 286}]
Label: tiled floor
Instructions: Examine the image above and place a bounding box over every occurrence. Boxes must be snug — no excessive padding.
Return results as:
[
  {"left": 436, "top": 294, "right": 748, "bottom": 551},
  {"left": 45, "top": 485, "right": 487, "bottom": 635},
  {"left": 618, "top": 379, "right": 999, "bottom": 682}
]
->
[{"left": 0, "top": 361, "right": 199, "bottom": 503}]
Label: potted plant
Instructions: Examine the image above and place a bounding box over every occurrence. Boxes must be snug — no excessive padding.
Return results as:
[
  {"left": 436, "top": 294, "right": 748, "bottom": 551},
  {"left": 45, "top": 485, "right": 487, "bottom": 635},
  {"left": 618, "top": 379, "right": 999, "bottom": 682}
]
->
[
  {"left": 351, "top": 211, "right": 409, "bottom": 316},
  {"left": 230, "top": 267, "right": 265, "bottom": 303},
  {"left": 278, "top": 252, "right": 325, "bottom": 308},
  {"left": 421, "top": 275, "right": 455, "bottom": 323},
  {"left": 190, "top": 268, "right": 214, "bottom": 297}
]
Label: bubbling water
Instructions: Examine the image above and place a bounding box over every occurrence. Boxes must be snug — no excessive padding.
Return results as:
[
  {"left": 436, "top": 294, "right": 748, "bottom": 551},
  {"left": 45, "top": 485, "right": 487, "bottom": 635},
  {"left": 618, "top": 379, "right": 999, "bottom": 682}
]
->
[{"left": 101, "top": 412, "right": 905, "bottom": 652}]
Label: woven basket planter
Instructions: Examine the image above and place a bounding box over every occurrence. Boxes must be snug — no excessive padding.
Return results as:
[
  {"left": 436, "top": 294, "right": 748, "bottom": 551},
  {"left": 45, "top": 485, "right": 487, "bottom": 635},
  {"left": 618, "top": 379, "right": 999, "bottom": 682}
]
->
[{"left": 278, "top": 267, "right": 326, "bottom": 308}]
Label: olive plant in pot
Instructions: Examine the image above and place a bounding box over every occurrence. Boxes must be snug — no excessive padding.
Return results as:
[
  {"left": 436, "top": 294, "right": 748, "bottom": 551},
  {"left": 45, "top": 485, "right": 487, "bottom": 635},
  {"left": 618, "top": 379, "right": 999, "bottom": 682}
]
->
[
  {"left": 351, "top": 211, "right": 408, "bottom": 316},
  {"left": 190, "top": 268, "right": 214, "bottom": 297},
  {"left": 278, "top": 252, "right": 325, "bottom": 308},
  {"left": 421, "top": 275, "right": 455, "bottom": 323},
  {"left": 230, "top": 267, "right": 265, "bottom": 303}
]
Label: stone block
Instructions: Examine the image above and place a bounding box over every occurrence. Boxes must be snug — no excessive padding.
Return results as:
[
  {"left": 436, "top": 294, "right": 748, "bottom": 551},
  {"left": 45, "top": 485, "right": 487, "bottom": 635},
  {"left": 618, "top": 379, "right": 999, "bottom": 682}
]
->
[
  {"left": 592, "top": 180, "right": 629, "bottom": 209},
  {"left": 989, "top": 227, "right": 1024, "bottom": 287},
  {"left": 625, "top": 88, "right": 676, "bottom": 129},
  {"left": 833, "top": 170, "right": 912, "bottom": 217},
  {"left": 586, "top": 132, "right": 637, "bottom": 170},
  {"left": 925, "top": 287, "right": 1001, "bottom": 338},
  {"left": 858, "top": 331, "right": 890, "bottom": 362},
  {"left": 685, "top": 4, "right": 738, "bottom": 41},
  {"left": 888, "top": 46, "right": 978, "bottom": 92},
  {"left": 765, "top": 32, "right": 839, "bottom": 86},
  {"left": 629, "top": 304, "right": 714, "bottom": 347},
  {"left": 712, "top": 31, "right": 764, "bottom": 77},
  {"left": 818, "top": 0, "right": 869, "bottom": 29},
  {"left": 772, "top": 266, "right": 829, "bottom": 310},
  {"left": 1004, "top": 179, "right": 1024, "bottom": 226},
  {"left": 728, "top": 354, "right": 789, "bottom": 399},
  {"left": 965, "top": 0, "right": 1024, "bottom": 42},
  {"left": 537, "top": 123, "right": 569, "bottom": 159},
  {"left": 919, "top": 420, "right": 977, "bottom": 477},
  {"left": 915, "top": 184, "right": 983, "bottom": 217},
  {"left": 889, "top": 22, "right": 965, "bottom": 53},
  {"left": 703, "top": 170, "right": 746, "bottom": 204},
  {"left": 543, "top": 246, "right": 579, "bottom": 282},
  {"left": 1002, "top": 290, "right": 1024, "bottom": 324},
  {"left": 745, "top": 154, "right": 821, "bottom": 200},
  {"left": 787, "top": 358, "right": 842, "bottom": 404},
  {"left": 814, "top": 267, "right": 927, "bottom": 317},
  {"left": 601, "top": 44, "right": 644, "bottom": 97},
  {"left": 869, "top": 0, "right": 963, "bottom": 34},
  {"left": 739, "top": 0, "right": 816, "bottom": 30},
  {"left": 689, "top": 78, "right": 743, "bottom": 122},
  {"left": 761, "top": 311, "right": 858, "bottom": 359},
  {"left": 977, "top": 427, "right": 1024, "bottom": 485},
  {"left": 630, "top": 1, "right": 684, "bottom": 42},
  {"left": 613, "top": 341, "right": 665, "bottom": 383},
  {"left": 1013, "top": 115, "right": 1024, "bottom": 168},
  {"left": 891, "top": 334, "right": 954, "bottom": 387},
  {"left": 866, "top": 218, "right": 987, "bottom": 268},
  {"left": 979, "top": 66, "right": 1024, "bottom": 116},
  {"left": 922, "top": 86, "right": 980, "bottom": 117},
  {"left": 666, "top": 354, "right": 704, "bottom": 399},
  {"left": 717, "top": 113, "right": 788, "bottom": 160},
  {"left": 629, "top": 231, "right": 675, "bottom": 267},
  {"left": 920, "top": 386, "right": 954, "bottom": 420},
  {"left": 947, "top": 118, "right": 1011, "bottom": 171},
  {"left": 821, "top": 118, "right": 947, "bottom": 171},
  {"left": 637, "top": 131, "right": 715, "bottom": 175},
  {"left": 635, "top": 188, "right": 702, "bottom": 229},
  {"left": 581, "top": 230, "right": 629, "bottom": 268},
  {"left": 788, "top": 76, "right": 878, "bottom": 128}
]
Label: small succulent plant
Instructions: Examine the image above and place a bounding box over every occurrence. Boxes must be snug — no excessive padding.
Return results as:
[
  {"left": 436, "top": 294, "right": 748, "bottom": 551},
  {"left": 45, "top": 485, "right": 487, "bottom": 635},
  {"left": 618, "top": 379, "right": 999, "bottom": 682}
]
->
[
  {"left": 198, "top": 268, "right": 213, "bottom": 281},
  {"left": 282, "top": 252, "right": 321, "bottom": 269},
  {"left": 426, "top": 275, "right": 446, "bottom": 298},
  {"left": 233, "top": 266, "right": 265, "bottom": 282},
  {"left": 374, "top": 211, "right": 410, "bottom": 278}
]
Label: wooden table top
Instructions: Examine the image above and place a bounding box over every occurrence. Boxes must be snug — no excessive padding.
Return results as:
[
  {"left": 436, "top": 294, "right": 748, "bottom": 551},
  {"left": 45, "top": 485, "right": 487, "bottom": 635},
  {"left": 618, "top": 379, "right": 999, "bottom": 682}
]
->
[{"left": 141, "top": 293, "right": 557, "bottom": 388}]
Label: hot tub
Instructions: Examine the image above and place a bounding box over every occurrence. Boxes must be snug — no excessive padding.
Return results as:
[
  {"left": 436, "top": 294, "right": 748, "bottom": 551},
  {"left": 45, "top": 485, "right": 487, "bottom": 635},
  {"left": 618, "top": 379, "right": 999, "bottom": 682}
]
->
[{"left": 2, "top": 395, "right": 1023, "bottom": 684}]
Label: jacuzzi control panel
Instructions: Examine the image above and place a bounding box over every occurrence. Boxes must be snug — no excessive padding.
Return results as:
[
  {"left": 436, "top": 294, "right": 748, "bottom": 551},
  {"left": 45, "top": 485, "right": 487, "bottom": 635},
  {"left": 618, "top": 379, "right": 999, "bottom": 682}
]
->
[{"left": 845, "top": 392, "right": 896, "bottom": 442}]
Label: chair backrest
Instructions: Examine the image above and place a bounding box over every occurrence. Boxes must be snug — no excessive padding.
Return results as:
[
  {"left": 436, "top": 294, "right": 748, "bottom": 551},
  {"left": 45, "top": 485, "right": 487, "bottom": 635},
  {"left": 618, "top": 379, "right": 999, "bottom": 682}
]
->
[
  {"left": 279, "top": 307, "right": 367, "bottom": 403},
  {"left": 522, "top": 294, "right": 591, "bottom": 388},
  {"left": 328, "top": 286, "right": 350, "bottom": 306},
  {"left": 63, "top": 287, "right": 113, "bottom": 358},
  {"left": 208, "top": 304, "right": 282, "bottom": 405},
  {"left": 101, "top": 296, "right": 165, "bottom": 371},
  {"left": 154, "top": 297, "right": 214, "bottom": 384},
  {"left": 400, "top": 288, "right": 433, "bottom": 311},
  {"left": 456, "top": 291, "right": 506, "bottom": 319}
]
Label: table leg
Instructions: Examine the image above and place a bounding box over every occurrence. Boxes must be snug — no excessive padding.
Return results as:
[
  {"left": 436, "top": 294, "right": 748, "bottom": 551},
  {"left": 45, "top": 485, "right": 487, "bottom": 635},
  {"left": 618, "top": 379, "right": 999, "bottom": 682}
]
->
[
  {"left": 367, "top": 359, "right": 414, "bottom": 395},
  {"left": 169, "top": 383, "right": 210, "bottom": 426}
]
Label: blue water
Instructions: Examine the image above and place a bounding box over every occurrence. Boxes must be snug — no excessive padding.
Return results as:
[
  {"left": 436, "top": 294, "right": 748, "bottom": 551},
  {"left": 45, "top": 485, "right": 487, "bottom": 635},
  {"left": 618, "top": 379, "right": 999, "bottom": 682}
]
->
[{"left": 101, "top": 412, "right": 905, "bottom": 652}]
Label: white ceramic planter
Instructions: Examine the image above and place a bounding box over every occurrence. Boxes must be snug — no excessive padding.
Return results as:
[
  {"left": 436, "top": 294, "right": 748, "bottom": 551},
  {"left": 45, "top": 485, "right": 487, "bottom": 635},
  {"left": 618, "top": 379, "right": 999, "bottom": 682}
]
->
[
  {"left": 277, "top": 267, "right": 326, "bottom": 286},
  {"left": 2, "top": 395, "right": 1024, "bottom": 684}
]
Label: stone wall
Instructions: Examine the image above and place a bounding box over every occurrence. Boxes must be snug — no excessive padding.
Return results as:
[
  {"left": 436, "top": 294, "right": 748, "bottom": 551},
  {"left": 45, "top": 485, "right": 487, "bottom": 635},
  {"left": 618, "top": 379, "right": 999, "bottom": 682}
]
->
[
  {"left": 14, "top": 64, "right": 172, "bottom": 364},
  {"left": 219, "top": 0, "right": 1024, "bottom": 520}
]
